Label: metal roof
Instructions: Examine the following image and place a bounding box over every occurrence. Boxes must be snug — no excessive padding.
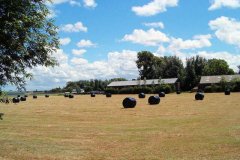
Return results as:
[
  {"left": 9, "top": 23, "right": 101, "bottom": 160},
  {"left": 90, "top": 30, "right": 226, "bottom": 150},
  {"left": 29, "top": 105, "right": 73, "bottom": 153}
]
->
[
  {"left": 200, "top": 75, "right": 240, "bottom": 84},
  {"left": 107, "top": 78, "right": 178, "bottom": 87}
]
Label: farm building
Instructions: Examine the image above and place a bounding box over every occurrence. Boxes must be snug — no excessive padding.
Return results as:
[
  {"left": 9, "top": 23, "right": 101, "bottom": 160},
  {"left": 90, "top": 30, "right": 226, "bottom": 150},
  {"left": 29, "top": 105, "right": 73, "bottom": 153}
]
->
[
  {"left": 200, "top": 75, "right": 240, "bottom": 85},
  {"left": 107, "top": 78, "right": 179, "bottom": 89}
]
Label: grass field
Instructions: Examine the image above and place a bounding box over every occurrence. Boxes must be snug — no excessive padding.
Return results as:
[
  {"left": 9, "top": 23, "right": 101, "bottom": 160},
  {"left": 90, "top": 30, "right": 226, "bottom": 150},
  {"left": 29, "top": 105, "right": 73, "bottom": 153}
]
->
[{"left": 0, "top": 93, "right": 240, "bottom": 160}]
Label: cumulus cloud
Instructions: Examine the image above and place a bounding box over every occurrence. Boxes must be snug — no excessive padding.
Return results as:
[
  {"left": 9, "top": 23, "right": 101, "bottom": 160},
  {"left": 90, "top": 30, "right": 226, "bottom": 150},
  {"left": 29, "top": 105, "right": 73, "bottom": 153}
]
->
[
  {"left": 72, "top": 49, "right": 87, "bottom": 56},
  {"left": 77, "top": 39, "right": 96, "bottom": 48},
  {"left": 59, "top": 37, "right": 71, "bottom": 45},
  {"left": 209, "top": 16, "right": 240, "bottom": 47},
  {"left": 167, "top": 34, "right": 212, "bottom": 52},
  {"left": 83, "top": 0, "right": 97, "bottom": 8},
  {"left": 132, "top": 0, "right": 178, "bottom": 16},
  {"left": 143, "top": 22, "right": 164, "bottom": 29},
  {"left": 122, "top": 28, "right": 170, "bottom": 46},
  {"left": 60, "top": 22, "right": 87, "bottom": 32},
  {"left": 209, "top": 0, "right": 240, "bottom": 10},
  {"left": 27, "top": 50, "right": 138, "bottom": 90}
]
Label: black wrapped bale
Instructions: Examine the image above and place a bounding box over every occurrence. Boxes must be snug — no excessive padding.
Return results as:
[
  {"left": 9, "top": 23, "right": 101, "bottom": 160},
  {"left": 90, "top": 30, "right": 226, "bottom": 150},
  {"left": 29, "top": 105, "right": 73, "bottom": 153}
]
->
[
  {"left": 122, "top": 97, "right": 136, "bottom": 108},
  {"left": 148, "top": 96, "right": 160, "bottom": 105},
  {"left": 91, "top": 93, "right": 95, "bottom": 97},
  {"left": 24, "top": 95, "right": 28, "bottom": 97},
  {"left": 12, "top": 97, "right": 20, "bottom": 103},
  {"left": 106, "top": 93, "right": 112, "bottom": 97},
  {"left": 225, "top": 89, "right": 230, "bottom": 95},
  {"left": 195, "top": 92, "right": 204, "bottom": 100},
  {"left": 138, "top": 93, "right": 145, "bottom": 98},
  {"left": 69, "top": 94, "right": 74, "bottom": 98},
  {"left": 64, "top": 94, "right": 69, "bottom": 97},
  {"left": 17, "top": 95, "right": 21, "bottom": 97},
  {"left": 20, "top": 97, "right": 26, "bottom": 101},
  {"left": 33, "top": 95, "right": 37, "bottom": 99},
  {"left": 176, "top": 90, "right": 181, "bottom": 94},
  {"left": 159, "top": 92, "right": 165, "bottom": 97},
  {"left": 45, "top": 95, "right": 49, "bottom": 98}
]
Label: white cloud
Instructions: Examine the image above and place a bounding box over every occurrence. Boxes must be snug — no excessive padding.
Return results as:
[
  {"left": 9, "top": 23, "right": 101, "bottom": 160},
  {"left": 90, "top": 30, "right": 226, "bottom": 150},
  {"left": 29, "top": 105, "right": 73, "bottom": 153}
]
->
[
  {"left": 59, "top": 37, "right": 71, "bottom": 45},
  {"left": 72, "top": 49, "right": 87, "bottom": 56},
  {"left": 61, "top": 22, "right": 87, "bottom": 32},
  {"left": 69, "top": 0, "right": 81, "bottom": 6},
  {"left": 143, "top": 22, "right": 164, "bottom": 29},
  {"left": 77, "top": 39, "right": 96, "bottom": 48},
  {"left": 209, "top": 16, "right": 240, "bottom": 47},
  {"left": 209, "top": 0, "right": 240, "bottom": 10},
  {"left": 27, "top": 50, "right": 138, "bottom": 90},
  {"left": 132, "top": 0, "right": 178, "bottom": 16},
  {"left": 167, "top": 34, "right": 212, "bottom": 52},
  {"left": 83, "top": 0, "right": 97, "bottom": 8},
  {"left": 122, "top": 28, "right": 170, "bottom": 46}
]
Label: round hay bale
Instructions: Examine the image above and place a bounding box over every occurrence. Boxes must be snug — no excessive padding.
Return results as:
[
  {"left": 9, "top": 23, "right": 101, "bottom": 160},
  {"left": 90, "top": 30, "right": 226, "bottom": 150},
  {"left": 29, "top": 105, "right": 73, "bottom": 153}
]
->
[
  {"left": 195, "top": 92, "right": 204, "bottom": 100},
  {"left": 148, "top": 96, "right": 160, "bottom": 105},
  {"left": 45, "top": 94, "right": 49, "bottom": 98},
  {"left": 64, "top": 94, "right": 69, "bottom": 97},
  {"left": 106, "top": 93, "right": 112, "bottom": 97},
  {"left": 122, "top": 97, "right": 136, "bottom": 108},
  {"left": 225, "top": 89, "right": 230, "bottom": 95},
  {"left": 12, "top": 97, "right": 20, "bottom": 103},
  {"left": 24, "top": 95, "right": 28, "bottom": 97},
  {"left": 91, "top": 93, "right": 95, "bottom": 97},
  {"left": 17, "top": 95, "right": 21, "bottom": 98},
  {"left": 20, "top": 97, "right": 26, "bottom": 101},
  {"left": 159, "top": 92, "right": 165, "bottom": 97},
  {"left": 176, "top": 90, "right": 181, "bottom": 94},
  {"left": 69, "top": 94, "right": 74, "bottom": 98},
  {"left": 138, "top": 93, "right": 145, "bottom": 98},
  {"left": 33, "top": 95, "right": 37, "bottom": 99}
]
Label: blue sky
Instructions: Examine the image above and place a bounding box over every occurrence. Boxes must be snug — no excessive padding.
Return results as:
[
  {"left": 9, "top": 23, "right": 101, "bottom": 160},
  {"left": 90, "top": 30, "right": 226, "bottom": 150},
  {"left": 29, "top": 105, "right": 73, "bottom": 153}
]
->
[{"left": 5, "top": 0, "right": 240, "bottom": 91}]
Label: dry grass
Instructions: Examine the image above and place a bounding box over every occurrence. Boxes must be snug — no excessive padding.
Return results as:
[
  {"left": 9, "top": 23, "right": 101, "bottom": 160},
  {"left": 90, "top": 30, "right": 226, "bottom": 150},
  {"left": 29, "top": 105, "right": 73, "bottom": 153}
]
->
[{"left": 0, "top": 93, "right": 240, "bottom": 160}]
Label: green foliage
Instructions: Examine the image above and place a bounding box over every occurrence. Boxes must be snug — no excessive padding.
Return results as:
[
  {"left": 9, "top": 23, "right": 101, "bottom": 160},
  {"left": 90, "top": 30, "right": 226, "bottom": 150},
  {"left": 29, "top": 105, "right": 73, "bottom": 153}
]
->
[
  {"left": 203, "top": 59, "right": 234, "bottom": 76},
  {"left": 231, "top": 78, "right": 240, "bottom": 92},
  {"left": 153, "top": 84, "right": 172, "bottom": 94},
  {"left": 0, "top": 0, "right": 59, "bottom": 90}
]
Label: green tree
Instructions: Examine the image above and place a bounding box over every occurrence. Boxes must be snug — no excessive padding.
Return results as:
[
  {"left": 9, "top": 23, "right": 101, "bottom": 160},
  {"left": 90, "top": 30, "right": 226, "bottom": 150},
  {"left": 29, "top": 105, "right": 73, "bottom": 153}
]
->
[
  {"left": 0, "top": 0, "right": 59, "bottom": 90},
  {"left": 136, "top": 51, "right": 155, "bottom": 79},
  {"left": 203, "top": 59, "right": 234, "bottom": 76},
  {"left": 163, "top": 56, "right": 184, "bottom": 79}
]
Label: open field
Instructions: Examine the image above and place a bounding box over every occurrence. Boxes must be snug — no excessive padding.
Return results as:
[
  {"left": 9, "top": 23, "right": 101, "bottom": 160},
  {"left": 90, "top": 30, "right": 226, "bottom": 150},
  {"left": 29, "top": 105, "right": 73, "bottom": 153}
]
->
[{"left": 0, "top": 93, "right": 240, "bottom": 160}]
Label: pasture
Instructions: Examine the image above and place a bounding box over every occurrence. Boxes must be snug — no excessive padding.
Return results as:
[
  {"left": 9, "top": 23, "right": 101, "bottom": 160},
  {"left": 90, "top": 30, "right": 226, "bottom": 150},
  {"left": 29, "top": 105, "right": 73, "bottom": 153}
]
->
[{"left": 0, "top": 93, "right": 240, "bottom": 160}]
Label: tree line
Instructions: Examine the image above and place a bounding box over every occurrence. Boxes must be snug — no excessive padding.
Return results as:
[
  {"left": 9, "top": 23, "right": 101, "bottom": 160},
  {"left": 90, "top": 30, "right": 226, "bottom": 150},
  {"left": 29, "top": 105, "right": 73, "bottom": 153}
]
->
[{"left": 49, "top": 51, "right": 238, "bottom": 93}]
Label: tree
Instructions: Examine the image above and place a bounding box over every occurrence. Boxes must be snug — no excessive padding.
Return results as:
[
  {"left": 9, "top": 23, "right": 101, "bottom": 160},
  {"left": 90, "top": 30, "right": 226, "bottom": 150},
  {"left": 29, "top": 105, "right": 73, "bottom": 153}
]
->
[
  {"left": 203, "top": 59, "right": 234, "bottom": 76},
  {"left": 136, "top": 51, "right": 155, "bottom": 79},
  {"left": 0, "top": 0, "right": 59, "bottom": 90},
  {"left": 162, "top": 56, "right": 184, "bottom": 79},
  {"left": 238, "top": 65, "right": 240, "bottom": 74},
  {"left": 184, "top": 57, "right": 197, "bottom": 90}
]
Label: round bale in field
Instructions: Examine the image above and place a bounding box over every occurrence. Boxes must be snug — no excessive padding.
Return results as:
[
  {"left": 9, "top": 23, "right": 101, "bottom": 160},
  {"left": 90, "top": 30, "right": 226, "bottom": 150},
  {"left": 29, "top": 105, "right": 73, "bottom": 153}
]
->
[
  {"left": 176, "top": 90, "right": 181, "bottom": 94},
  {"left": 159, "top": 92, "right": 165, "bottom": 97},
  {"left": 17, "top": 95, "right": 21, "bottom": 98},
  {"left": 138, "top": 93, "right": 145, "bottom": 98},
  {"left": 225, "top": 89, "right": 230, "bottom": 95},
  {"left": 91, "top": 93, "right": 95, "bottom": 97},
  {"left": 45, "top": 94, "right": 49, "bottom": 98},
  {"left": 195, "top": 92, "right": 204, "bottom": 100},
  {"left": 20, "top": 97, "right": 26, "bottom": 101},
  {"left": 106, "top": 93, "right": 112, "bottom": 97},
  {"left": 33, "top": 95, "right": 37, "bottom": 99},
  {"left": 122, "top": 97, "right": 136, "bottom": 108},
  {"left": 69, "top": 94, "right": 74, "bottom": 98},
  {"left": 64, "top": 94, "right": 69, "bottom": 97},
  {"left": 148, "top": 96, "right": 160, "bottom": 105},
  {"left": 24, "top": 95, "right": 28, "bottom": 97},
  {"left": 12, "top": 97, "right": 20, "bottom": 103}
]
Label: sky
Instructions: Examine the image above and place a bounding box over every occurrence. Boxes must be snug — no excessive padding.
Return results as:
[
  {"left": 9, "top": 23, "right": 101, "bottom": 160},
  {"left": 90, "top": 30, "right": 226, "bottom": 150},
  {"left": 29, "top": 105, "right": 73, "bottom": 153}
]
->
[{"left": 5, "top": 0, "right": 240, "bottom": 91}]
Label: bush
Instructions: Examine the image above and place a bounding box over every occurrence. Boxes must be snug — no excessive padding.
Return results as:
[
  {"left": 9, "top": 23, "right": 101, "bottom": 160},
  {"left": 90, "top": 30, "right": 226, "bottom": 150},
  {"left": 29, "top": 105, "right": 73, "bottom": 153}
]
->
[
  {"left": 105, "top": 87, "right": 118, "bottom": 94},
  {"left": 153, "top": 84, "right": 172, "bottom": 94}
]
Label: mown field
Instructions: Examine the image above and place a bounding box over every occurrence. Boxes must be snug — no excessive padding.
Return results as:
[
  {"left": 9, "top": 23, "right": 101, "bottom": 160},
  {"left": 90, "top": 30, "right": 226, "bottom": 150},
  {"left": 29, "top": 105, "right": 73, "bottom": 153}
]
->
[{"left": 0, "top": 93, "right": 240, "bottom": 160}]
